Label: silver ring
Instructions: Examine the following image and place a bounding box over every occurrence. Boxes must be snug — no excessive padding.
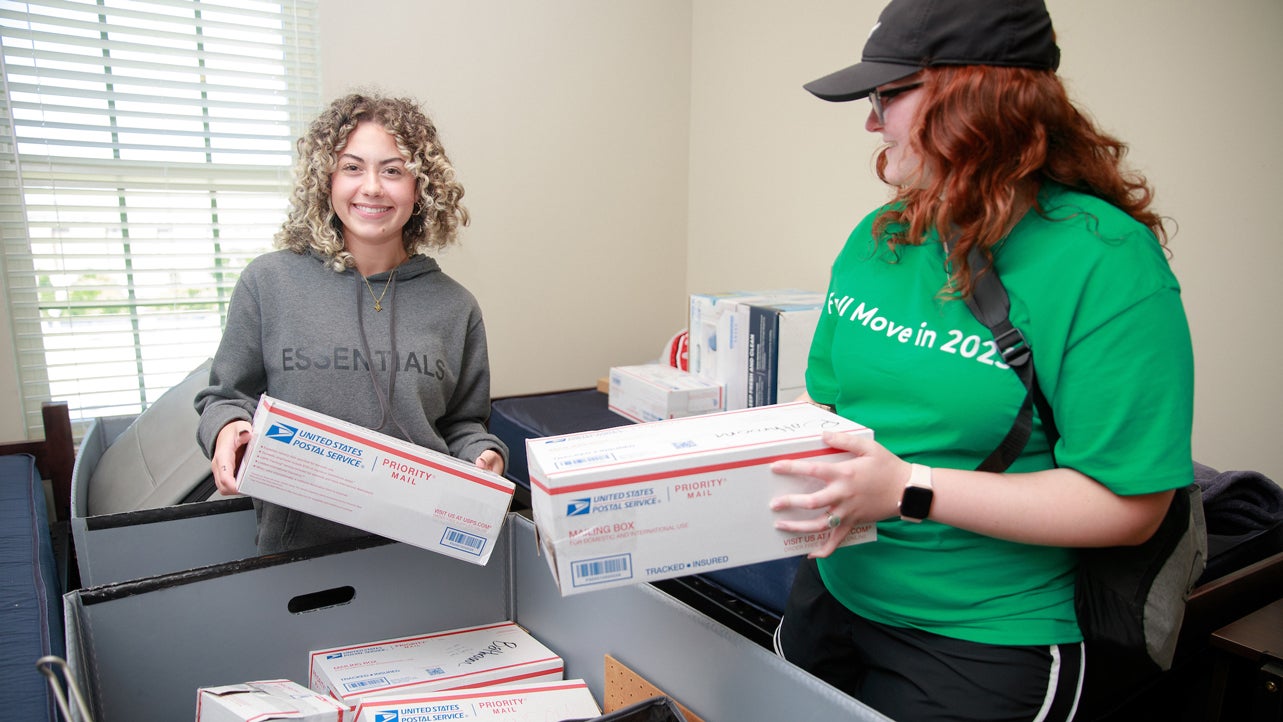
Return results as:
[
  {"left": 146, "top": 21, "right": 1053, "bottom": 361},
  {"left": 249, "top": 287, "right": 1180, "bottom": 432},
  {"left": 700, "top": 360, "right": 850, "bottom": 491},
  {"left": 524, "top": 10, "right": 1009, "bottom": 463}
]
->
[{"left": 827, "top": 513, "right": 841, "bottom": 529}]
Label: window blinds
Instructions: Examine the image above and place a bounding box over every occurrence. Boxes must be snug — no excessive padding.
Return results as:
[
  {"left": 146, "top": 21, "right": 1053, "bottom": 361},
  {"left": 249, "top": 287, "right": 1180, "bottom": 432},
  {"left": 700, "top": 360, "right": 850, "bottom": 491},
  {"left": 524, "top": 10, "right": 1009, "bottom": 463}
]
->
[{"left": 0, "top": 0, "right": 320, "bottom": 436}]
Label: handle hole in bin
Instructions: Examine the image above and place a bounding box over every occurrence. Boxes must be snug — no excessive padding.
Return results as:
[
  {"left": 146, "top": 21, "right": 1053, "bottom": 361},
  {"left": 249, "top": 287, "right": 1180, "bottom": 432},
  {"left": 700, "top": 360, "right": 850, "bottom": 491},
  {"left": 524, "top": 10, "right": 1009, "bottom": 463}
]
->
[{"left": 288, "top": 585, "right": 355, "bottom": 614}]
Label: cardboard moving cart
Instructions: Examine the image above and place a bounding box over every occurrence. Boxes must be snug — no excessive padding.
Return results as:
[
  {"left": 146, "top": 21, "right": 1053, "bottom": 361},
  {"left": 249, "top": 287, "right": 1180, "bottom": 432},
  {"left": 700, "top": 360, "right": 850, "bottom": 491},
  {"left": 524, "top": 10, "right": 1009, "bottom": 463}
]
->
[
  {"left": 63, "top": 514, "right": 890, "bottom": 721},
  {"left": 70, "top": 414, "right": 259, "bottom": 587}
]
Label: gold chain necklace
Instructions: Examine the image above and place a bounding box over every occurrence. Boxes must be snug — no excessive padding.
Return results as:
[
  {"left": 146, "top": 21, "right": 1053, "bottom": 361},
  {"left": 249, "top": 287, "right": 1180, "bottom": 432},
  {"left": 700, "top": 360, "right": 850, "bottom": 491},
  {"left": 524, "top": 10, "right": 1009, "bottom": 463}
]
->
[{"left": 362, "top": 267, "right": 398, "bottom": 312}]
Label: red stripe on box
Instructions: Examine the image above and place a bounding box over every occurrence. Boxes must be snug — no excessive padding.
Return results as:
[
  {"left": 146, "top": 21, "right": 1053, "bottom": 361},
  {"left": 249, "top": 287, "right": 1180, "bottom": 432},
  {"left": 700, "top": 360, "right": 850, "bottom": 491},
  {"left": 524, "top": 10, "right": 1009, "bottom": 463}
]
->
[
  {"left": 264, "top": 399, "right": 513, "bottom": 495},
  {"left": 531, "top": 445, "right": 847, "bottom": 496},
  {"left": 357, "top": 678, "right": 587, "bottom": 707},
  {"left": 346, "top": 660, "right": 563, "bottom": 700}
]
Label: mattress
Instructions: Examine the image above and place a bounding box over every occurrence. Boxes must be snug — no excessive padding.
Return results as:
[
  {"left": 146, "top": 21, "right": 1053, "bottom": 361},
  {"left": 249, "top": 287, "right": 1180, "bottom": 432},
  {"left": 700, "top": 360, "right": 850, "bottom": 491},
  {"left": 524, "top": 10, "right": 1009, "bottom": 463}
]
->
[{"left": 1, "top": 453, "right": 63, "bottom": 721}]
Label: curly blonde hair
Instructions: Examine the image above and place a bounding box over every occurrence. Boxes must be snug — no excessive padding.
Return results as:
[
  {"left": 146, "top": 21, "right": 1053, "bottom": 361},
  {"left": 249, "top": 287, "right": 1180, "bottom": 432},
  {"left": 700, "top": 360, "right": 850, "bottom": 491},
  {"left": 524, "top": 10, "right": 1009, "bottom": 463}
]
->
[{"left": 274, "top": 92, "right": 470, "bottom": 271}]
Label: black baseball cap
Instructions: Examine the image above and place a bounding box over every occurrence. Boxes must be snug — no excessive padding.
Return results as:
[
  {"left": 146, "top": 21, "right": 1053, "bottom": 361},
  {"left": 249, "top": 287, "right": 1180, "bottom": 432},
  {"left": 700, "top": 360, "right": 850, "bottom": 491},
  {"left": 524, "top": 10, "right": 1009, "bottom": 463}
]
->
[{"left": 804, "top": 0, "right": 1061, "bottom": 102}]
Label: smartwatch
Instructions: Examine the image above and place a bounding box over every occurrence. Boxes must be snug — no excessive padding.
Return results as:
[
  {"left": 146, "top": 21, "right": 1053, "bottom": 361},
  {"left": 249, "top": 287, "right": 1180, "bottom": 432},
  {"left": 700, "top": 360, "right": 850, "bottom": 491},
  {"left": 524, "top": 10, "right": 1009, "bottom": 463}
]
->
[{"left": 899, "top": 463, "right": 934, "bottom": 523}]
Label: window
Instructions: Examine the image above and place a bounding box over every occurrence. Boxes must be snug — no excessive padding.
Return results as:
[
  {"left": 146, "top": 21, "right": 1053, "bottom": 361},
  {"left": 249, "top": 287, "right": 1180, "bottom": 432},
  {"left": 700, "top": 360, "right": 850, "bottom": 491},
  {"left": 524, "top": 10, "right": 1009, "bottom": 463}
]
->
[{"left": 0, "top": 0, "right": 320, "bottom": 437}]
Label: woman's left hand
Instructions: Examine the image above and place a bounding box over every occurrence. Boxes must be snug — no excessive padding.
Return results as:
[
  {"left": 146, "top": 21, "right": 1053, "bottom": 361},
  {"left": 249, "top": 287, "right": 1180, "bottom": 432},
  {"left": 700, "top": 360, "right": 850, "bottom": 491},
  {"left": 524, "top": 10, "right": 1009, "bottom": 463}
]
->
[
  {"left": 769, "top": 431, "right": 911, "bottom": 558},
  {"left": 474, "top": 449, "right": 505, "bottom": 476}
]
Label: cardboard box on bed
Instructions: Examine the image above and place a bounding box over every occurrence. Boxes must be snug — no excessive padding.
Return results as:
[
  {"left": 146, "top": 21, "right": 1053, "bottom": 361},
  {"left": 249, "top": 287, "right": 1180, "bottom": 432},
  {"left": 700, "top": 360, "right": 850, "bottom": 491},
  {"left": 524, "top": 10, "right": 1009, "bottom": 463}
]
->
[
  {"left": 608, "top": 364, "right": 724, "bottom": 423},
  {"left": 308, "top": 621, "right": 564, "bottom": 708},
  {"left": 354, "top": 678, "right": 601, "bottom": 721},
  {"left": 741, "top": 298, "right": 823, "bottom": 408},
  {"left": 688, "top": 290, "right": 822, "bottom": 411},
  {"left": 62, "top": 514, "right": 886, "bottom": 721},
  {"left": 526, "top": 402, "right": 877, "bottom": 595},
  {"left": 236, "top": 395, "right": 514, "bottom": 565},
  {"left": 687, "top": 289, "right": 817, "bottom": 386}
]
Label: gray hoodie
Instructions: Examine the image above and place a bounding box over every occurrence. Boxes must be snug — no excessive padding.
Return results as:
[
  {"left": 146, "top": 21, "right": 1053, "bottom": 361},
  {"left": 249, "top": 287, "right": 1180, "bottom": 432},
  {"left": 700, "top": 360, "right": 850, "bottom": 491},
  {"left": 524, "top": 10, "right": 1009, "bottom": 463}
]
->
[{"left": 195, "top": 248, "right": 507, "bottom": 553}]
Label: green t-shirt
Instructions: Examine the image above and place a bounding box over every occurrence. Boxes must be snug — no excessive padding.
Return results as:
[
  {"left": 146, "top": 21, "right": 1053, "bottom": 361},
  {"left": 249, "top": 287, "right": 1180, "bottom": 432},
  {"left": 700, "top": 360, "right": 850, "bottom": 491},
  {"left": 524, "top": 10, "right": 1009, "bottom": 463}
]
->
[{"left": 806, "top": 183, "right": 1194, "bottom": 646}]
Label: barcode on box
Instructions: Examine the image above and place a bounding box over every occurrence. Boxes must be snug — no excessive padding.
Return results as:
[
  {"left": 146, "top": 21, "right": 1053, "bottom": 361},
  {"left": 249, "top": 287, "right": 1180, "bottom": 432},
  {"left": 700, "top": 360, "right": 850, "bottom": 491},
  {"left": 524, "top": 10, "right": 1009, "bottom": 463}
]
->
[
  {"left": 344, "top": 676, "right": 389, "bottom": 692},
  {"left": 572, "top": 553, "right": 632, "bottom": 588},
  {"left": 440, "top": 527, "right": 487, "bottom": 556},
  {"left": 557, "top": 453, "right": 616, "bottom": 470}
]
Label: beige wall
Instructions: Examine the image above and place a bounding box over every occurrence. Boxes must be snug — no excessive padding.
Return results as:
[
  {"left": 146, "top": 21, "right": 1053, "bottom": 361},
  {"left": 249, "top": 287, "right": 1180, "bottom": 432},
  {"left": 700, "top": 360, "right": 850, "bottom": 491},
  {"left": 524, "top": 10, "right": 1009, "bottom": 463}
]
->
[
  {"left": 317, "top": 1, "right": 695, "bottom": 401},
  {"left": 3, "top": 0, "right": 1279, "bottom": 484}
]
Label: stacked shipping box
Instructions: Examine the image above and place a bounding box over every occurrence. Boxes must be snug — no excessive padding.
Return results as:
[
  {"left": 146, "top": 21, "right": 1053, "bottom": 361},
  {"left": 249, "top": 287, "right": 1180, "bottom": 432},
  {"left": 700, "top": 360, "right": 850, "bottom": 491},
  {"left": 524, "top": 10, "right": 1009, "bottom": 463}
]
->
[{"left": 610, "top": 290, "right": 824, "bottom": 422}]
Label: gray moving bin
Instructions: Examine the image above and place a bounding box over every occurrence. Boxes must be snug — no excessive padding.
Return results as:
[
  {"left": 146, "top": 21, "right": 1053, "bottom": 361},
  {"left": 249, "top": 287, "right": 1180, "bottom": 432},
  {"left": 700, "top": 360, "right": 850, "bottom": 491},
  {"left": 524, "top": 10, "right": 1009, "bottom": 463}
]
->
[
  {"left": 64, "top": 514, "right": 890, "bottom": 721},
  {"left": 70, "top": 415, "right": 259, "bottom": 586}
]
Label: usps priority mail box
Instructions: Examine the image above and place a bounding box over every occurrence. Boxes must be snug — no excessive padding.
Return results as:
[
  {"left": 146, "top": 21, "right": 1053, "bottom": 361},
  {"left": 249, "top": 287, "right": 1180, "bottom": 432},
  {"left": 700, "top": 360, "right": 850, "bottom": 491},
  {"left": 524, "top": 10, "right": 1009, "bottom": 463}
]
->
[
  {"left": 236, "top": 395, "right": 514, "bottom": 565},
  {"left": 354, "top": 678, "right": 601, "bottom": 721},
  {"left": 608, "top": 363, "right": 724, "bottom": 423},
  {"left": 308, "top": 621, "right": 564, "bottom": 708},
  {"left": 196, "top": 679, "right": 347, "bottom": 722},
  {"left": 527, "top": 401, "right": 877, "bottom": 595}
]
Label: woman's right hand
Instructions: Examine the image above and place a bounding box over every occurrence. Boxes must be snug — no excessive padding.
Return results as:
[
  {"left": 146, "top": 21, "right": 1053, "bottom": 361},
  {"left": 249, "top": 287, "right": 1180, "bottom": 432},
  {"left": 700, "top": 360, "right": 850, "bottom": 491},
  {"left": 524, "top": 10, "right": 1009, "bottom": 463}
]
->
[
  {"left": 769, "top": 431, "right": 911, "bottom": 558},
  {"left": 211, "top": 420, "right": 253, "bottom": 495}
]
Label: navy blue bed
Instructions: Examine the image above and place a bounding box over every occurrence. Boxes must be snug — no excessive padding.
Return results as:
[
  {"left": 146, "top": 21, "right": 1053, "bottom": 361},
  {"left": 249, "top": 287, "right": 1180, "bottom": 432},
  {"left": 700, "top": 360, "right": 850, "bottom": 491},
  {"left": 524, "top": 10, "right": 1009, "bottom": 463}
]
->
[
  {"left": 1, "top": 453, "right": 63, "bottom": 720},
  {"left": 1, "top": 402, "right": 74, "bottom": 722}
]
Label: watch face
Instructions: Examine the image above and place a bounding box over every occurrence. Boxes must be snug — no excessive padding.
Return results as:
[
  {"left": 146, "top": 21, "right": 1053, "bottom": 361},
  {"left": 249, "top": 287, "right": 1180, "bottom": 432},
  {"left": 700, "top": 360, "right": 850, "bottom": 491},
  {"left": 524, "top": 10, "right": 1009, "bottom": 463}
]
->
[{"left": 901, "top": 485, "right": 934, "bottom": 520}]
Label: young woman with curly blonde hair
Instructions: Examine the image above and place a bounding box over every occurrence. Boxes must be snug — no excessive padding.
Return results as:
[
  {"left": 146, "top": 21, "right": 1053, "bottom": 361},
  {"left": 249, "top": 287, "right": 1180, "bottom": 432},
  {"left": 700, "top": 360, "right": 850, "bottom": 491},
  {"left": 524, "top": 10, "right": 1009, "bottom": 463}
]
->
[{"left": 197, "top": 92, "right": 507, "bottom": 554}]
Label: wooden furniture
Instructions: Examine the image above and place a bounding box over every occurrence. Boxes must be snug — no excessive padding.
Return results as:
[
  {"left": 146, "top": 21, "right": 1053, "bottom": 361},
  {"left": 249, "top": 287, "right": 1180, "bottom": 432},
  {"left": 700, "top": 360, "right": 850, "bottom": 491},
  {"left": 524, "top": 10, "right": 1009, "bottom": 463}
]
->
[
  {"left": 1209, "top": 596, "right": 1283, "bottom": 721},
  {"left": 0, "top": 402, "right": 75, "bottom": 523},
  {"left": 0, "top": 400, "right": 76, "bottom": 584},
  {"left": 1088, "top": 549, "right": 1283, "bottom": 721}
]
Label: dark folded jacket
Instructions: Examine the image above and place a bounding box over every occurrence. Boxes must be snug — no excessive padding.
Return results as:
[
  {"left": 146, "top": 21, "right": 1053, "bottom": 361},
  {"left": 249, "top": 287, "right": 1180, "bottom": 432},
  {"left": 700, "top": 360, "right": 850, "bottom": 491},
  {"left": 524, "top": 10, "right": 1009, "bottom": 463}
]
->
[{"left": 1194, "top": 461, "right": 1283, "bottom": 583}]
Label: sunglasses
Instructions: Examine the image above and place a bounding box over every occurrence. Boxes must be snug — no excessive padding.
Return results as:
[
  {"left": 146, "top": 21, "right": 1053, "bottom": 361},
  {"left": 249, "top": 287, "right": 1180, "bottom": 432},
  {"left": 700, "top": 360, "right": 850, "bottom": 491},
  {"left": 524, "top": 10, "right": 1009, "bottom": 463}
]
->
[{"left": 869, "top": 82, "right": 924, "bottom": 125}]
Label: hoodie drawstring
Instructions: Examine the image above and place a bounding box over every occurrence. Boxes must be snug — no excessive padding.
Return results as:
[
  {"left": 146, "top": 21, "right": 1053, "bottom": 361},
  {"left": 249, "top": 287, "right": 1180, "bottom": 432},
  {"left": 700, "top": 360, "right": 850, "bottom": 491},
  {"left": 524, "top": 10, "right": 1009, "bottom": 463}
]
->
[{"left": 355, "top": 269, "right": 414, "bottom": 440}]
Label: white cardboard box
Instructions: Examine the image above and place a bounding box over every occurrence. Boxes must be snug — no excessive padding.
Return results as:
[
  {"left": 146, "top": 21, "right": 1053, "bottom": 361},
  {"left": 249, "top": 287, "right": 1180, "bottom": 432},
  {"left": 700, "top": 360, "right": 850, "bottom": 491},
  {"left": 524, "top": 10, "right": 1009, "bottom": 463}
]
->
[
  {"left": 236, "top": 395, "right": 515, "bottom": 565},
  {"left": 720, "top": 292, "right": 823, "bottom": 410},
  {"left": 692, "top": 289, "right": 821, "bottom": 412},
  {"left": 688, "top": 290, "right": 815, "bottom": 384},
  {"left": 743, "top": 299, "right": 823, "bottom": 408},
  {"left": 528, "top": 402, "right": 877, "bottom": 595},
  {"left": 608, "top": 364, "right": 725, "bottom": 423},
  {"left": 354, "top": 678, "right": 601, "bottom": 721},
  {"left": 308, "top": 621, "right": 565, "bottom": 708},
  {"left": 196, "top": 679, "right": 348, "bottom": 722}
]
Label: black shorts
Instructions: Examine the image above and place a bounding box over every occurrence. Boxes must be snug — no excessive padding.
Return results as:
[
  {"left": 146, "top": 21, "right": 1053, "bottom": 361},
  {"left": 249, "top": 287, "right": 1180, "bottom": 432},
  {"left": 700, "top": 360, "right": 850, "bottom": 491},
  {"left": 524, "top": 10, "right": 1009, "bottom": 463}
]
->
[{"left": 775, "top": 558, "right": 1084, "bottom": 722}]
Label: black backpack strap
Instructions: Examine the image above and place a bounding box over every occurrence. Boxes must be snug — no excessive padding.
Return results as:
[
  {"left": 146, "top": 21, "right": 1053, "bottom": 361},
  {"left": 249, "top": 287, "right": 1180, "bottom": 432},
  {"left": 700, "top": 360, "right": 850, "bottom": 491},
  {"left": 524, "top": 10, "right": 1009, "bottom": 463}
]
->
[{"left": 946, "top": 235, "right": 1058, "bottom": 472}]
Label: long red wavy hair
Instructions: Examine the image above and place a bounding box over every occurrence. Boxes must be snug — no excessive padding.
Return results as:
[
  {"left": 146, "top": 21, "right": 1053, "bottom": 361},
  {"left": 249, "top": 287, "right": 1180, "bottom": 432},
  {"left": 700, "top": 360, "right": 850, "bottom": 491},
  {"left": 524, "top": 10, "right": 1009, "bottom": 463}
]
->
[{"left": 873, "top": 65, "right": 1167, "bottom": 297}]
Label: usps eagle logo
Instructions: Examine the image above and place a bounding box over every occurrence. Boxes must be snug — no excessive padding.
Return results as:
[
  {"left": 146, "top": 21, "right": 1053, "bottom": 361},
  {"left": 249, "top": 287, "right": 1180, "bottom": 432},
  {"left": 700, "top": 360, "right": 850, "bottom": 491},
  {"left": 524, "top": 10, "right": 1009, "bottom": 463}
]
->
[{"left": 266, "top": 423, "right": 298, "bottom": 445}]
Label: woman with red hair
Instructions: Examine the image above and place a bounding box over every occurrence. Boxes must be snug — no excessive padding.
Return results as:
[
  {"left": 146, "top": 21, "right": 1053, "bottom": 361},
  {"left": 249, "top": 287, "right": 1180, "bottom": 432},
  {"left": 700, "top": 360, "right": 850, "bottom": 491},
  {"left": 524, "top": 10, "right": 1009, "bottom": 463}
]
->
[{"left": 768, "top": 1, "right": 1193, "bottom": 719}]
